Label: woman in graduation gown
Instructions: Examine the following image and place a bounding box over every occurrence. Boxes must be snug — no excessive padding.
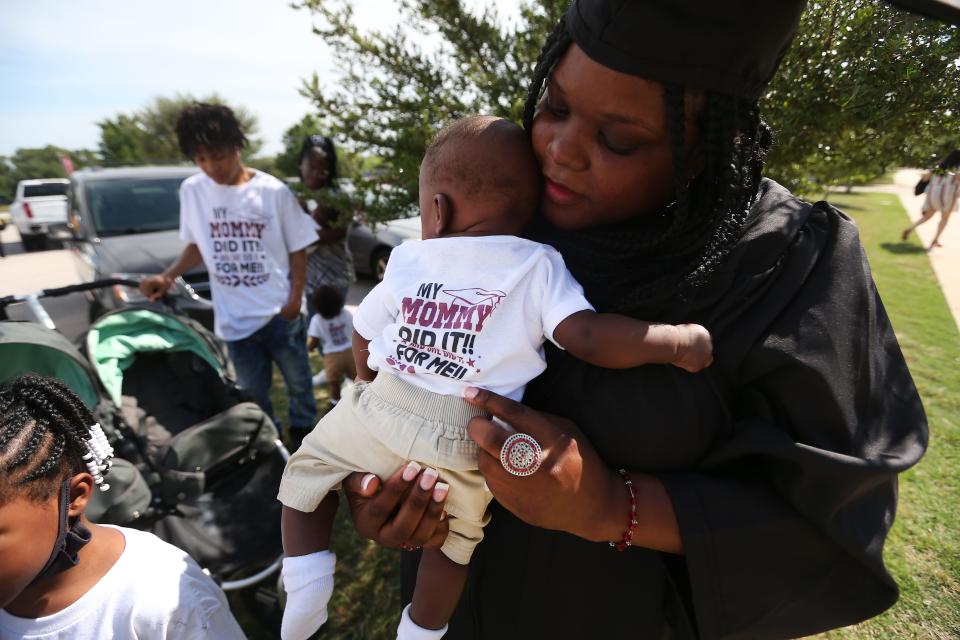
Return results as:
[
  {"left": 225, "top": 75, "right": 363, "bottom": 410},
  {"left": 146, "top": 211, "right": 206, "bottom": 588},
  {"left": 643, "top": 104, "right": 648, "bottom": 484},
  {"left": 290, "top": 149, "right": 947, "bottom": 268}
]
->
[{"left": 340, "top": 1, "right": 931, "bottom": 637}]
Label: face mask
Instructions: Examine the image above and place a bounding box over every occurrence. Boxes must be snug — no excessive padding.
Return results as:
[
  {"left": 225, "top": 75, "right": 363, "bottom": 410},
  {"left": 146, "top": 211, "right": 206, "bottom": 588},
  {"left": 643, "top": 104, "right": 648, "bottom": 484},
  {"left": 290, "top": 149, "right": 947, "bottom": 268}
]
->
[{"left": 28, "top": 479, "right": 91, "bottom": 587}]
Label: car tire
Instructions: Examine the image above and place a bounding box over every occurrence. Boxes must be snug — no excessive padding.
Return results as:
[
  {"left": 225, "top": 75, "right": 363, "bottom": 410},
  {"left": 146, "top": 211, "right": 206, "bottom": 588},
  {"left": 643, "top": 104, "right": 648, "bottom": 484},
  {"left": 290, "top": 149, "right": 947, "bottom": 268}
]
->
[
  {"left": 21, "top": 233, "right": 47, "bottom": 252},
  {"left": 371, "top": 247, "right": 391, "bottom": 282}
]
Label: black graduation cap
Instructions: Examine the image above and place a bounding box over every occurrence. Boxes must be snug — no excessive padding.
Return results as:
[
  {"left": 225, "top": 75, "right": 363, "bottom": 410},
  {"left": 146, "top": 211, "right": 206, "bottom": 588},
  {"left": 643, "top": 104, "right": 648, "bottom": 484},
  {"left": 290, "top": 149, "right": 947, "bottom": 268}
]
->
[
  {"left": 887, "top": 0, "right": 960, "bottom": 23},
  {"left": 565, "top": 0, "right": 960, "bottom": 101},
  {"left": 565, "top": 0, "right": 807, "bottom": 100}
]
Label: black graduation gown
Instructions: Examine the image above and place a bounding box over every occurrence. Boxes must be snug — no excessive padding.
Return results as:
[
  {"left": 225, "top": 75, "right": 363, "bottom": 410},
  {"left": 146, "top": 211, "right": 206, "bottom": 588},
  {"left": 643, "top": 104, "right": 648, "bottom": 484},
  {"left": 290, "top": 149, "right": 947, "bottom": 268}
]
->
[{"left": 405, "top": 179, "right": 928, "bottom": 639}]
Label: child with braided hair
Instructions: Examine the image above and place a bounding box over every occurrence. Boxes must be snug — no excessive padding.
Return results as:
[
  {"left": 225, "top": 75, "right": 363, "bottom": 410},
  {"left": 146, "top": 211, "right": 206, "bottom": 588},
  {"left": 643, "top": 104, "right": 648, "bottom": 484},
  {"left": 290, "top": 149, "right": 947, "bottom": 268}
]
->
[{"left": 0, "top": 374, "right": 244, "bottom": 640}]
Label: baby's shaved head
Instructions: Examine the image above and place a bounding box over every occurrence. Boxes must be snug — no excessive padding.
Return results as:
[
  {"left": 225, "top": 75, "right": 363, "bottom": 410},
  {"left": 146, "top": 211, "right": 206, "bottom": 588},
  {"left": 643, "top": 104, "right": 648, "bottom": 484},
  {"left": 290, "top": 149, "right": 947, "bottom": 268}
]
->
[{"left": 421, "top": 116, "right": 540, "bottom": 216}]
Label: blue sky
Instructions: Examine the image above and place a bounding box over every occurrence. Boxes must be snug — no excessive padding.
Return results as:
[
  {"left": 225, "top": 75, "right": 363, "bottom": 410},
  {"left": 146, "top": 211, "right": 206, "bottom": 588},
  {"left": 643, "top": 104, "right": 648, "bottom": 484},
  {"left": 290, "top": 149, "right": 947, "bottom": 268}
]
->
[{"left": 0, "top": 0, "right": 517, "bottom": 158}]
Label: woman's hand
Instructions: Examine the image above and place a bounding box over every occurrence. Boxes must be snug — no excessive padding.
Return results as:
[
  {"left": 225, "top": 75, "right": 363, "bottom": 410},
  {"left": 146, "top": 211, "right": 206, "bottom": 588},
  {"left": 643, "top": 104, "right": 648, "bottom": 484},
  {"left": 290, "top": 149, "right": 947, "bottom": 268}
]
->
[
  {"left": 463, "top": 387, "right": 624, "bottom": 543},
  {"left": 340, "top": 464, "right": 450, "bottom": 550}
]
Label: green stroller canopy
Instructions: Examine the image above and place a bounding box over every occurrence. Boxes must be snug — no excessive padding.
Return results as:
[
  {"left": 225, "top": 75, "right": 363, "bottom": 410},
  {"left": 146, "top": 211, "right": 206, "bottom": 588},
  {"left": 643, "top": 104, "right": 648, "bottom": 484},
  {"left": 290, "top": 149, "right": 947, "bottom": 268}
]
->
[
  {"left": 0, "top": 322, "right": 101, "bottom": 408},
  {"left": 88, "top": 309, "right": 224, "bottom": 406}
]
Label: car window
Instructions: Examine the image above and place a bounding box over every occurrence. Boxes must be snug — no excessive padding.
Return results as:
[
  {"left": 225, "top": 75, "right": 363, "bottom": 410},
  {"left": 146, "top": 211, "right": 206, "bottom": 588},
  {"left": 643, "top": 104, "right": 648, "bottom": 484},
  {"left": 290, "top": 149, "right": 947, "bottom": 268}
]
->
[
  {"left": 85, "top": 177, "right": 185, "bottom": 236},
  {"left": 23, "top": 183, "right": 68, "bottom": 198}
]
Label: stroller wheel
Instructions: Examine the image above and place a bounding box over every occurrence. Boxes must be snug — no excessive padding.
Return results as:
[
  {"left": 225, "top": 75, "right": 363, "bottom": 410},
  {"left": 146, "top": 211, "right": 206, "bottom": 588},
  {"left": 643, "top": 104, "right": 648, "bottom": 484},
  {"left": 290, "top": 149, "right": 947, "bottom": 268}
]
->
[
  {"left": 227, "top": 574, "right": 284, "bottom": 638},
  {"left": 277, "top": 571, "right": 287, "bottom": 611}
]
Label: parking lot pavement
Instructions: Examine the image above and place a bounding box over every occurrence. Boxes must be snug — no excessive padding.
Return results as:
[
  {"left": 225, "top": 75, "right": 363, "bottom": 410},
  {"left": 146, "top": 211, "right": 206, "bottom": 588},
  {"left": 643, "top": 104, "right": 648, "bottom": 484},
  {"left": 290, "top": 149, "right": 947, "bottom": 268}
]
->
[
  {"left": 1, "top": 222, "right": 378, "bottom": 343},
  {"left": 0, "top": 245, "right": 82, "bottom": 295},
  {"left": 1, "top": 221, "right": 24, "bottom": 257},
  {"left": 0, "top": 226, "right": 91, "bottom": 341},
  {"left": 345, "top": 277, "right": 375, "bottom": 311}
]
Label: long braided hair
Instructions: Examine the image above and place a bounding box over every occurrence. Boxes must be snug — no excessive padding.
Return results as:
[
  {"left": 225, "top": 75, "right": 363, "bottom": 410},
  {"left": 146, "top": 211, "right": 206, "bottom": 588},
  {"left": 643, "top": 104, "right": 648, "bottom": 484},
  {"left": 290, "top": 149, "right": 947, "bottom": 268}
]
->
[
  {"left": 0, "top": 375, "right": 96, "bottom": 503},
  {"left": 522, "top": 17, "right": 772, "bottom": 318}
]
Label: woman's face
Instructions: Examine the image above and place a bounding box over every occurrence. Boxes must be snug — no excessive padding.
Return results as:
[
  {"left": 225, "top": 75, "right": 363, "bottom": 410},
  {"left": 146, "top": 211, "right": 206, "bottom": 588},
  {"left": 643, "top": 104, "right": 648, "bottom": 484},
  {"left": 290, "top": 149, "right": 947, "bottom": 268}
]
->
[
  {"left": 301, "top": 149, "right": 332, "bottom": 190},
  {"left": 0, "top": 493, "right": 59, "bottom": 609},
  {"left": 531, "top": 44, "right": 699, "bottom": 230}
]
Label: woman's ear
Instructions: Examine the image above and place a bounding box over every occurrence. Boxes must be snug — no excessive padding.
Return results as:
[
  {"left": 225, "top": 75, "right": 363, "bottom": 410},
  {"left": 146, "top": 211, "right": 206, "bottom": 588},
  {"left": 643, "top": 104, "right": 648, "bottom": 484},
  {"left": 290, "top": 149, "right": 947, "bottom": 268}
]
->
[{"left": 67, "top": 473, "right": 94, "bottom": 518}]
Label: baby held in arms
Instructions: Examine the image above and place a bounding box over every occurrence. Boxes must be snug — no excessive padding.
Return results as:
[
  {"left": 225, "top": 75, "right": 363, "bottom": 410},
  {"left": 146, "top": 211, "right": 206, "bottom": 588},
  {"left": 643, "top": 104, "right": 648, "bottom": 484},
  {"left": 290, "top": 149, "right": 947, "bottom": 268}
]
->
[{"left": 277, "top": 115, "right": 713, "bottom": 640}]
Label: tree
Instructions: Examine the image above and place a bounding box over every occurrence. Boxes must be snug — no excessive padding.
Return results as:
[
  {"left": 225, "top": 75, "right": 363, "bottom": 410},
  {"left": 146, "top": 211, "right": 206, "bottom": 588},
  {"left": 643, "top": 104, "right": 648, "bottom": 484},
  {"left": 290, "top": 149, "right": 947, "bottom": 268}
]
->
[
  {"left": 764, "top": 0, "right": 960, "bottom": 195},
  {"left": 0, "top": 146, "right": 98, "bottom": 201},
  {"left": 274, "top": 113, "right": 383, "bottom": 184},
  {"left": 296, "top": 0, "right": 958, "bottom": 217},
  {"left": 295, "top": 0, "right": 567, "bottom": 222},
  {"left": 98, "top": 94, "right": 264, "bottom": 164}
]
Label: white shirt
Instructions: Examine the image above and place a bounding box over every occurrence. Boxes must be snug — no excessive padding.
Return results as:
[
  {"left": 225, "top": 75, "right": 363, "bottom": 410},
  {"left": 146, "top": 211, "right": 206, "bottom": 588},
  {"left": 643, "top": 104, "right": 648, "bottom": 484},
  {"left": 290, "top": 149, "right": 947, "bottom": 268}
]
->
[
  {"left": 308, "top": 308, "right": 354, "bottom": 354},
  {"left": 0, "top": 526, "right": 245, "bottom": 640},
  {"left": 179, "top": 170, "right": 318, "bottom": 341},
  {"left": 353, "top": 236, "right": 593, "bottom": 401}
]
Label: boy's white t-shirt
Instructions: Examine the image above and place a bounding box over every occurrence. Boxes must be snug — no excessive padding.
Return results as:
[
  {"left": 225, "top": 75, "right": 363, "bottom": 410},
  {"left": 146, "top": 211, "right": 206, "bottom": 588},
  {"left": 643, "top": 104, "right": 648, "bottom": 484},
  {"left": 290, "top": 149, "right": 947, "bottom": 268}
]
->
[
  {"left": 353, "top": 236, "right": 593, "bottom": 401},
  {"left": 307, "top": 308, "right": 354, "bottom": 354},
  {"left": 0, "top": 526, "right": 245, "bottom": 640},
  {"left": 179, "top": 169, "right": 318, "bottom": 341}
]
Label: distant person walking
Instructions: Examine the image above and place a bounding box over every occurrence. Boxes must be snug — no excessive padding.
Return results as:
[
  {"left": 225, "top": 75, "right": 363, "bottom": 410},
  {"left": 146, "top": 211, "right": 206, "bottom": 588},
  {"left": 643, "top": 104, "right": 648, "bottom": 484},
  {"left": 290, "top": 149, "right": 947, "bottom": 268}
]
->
[
  {"left": 139, "top": 103, "right": 319, "bottom": 439},
  {"left": 298, "top": 135, "right": 356, "bottom": 323},
  {"left": 903, "top": 150, "right": 960, "bottom": 249}
]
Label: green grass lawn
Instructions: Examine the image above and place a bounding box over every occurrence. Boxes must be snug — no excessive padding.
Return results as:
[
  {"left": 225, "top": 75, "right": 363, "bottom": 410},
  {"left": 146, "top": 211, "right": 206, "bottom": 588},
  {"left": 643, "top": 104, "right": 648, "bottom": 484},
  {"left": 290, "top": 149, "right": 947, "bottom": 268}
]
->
[
  {"left": 816, "top": 192, "right": 960, "bottom": 640},
  {"left": 240, "top": 191, "right": 958, "bottom": 639},
  {"left": 866, "top": 172, "right": 896, "bottom": 186}
]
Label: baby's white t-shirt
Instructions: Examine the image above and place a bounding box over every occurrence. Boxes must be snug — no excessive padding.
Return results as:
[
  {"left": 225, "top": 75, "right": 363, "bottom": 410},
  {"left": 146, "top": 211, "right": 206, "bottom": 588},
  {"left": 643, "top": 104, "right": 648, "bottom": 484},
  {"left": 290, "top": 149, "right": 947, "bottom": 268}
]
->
[
  {"left": 179, "top": 169, "right": 318, "bottom": 341},
  {"left": 353, "top": 236, "right": 593, "bottom": 401},
  {"left": 0, "top": 526, "right": 245, "bottom": 640},
  {"left": 308, "top": 308, "right": 355, "bottom": 354}
]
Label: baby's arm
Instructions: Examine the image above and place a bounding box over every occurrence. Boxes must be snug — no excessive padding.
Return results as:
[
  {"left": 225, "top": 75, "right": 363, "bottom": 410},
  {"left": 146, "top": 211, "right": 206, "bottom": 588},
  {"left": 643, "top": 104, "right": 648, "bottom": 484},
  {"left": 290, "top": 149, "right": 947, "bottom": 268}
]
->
[
  {"left": 553, "top": 310, "right": 713, "bottom": 372},
  {"left": 352, "top": 330, "right": 377, "bottom": 381},
  {"left": 307, "top": 336, "right": 320, "bottom": 352}
]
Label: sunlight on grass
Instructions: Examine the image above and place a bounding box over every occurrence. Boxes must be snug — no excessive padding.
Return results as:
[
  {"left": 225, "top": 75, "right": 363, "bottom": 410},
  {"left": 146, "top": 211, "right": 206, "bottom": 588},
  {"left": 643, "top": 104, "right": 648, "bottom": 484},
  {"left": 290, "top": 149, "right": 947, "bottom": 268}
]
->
[{"left": 815, "top": 192, "right": 960, "bottom": 640}]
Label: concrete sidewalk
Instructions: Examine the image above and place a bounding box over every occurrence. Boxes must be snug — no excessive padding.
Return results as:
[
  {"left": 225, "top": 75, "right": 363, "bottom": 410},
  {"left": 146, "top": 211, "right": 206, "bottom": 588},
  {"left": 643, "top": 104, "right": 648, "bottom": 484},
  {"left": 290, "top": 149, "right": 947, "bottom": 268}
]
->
[{"left": 856, "top": 169, "right": 960, "bottom": 331}]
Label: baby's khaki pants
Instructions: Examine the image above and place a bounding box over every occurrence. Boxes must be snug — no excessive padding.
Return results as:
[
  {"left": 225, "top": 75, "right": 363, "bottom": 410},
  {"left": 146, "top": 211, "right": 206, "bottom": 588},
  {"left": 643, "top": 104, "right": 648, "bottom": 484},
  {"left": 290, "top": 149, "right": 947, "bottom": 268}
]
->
[{"left": 278, "top": 373, "right": 491, "bottom": 565}]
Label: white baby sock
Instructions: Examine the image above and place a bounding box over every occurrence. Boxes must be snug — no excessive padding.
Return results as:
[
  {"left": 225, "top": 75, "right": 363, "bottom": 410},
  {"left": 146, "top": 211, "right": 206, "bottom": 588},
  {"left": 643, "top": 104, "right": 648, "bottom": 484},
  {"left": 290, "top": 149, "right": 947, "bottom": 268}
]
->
[
  {"left": 396, "top": 604, "right": 448, "bottom": 640},
  {"left": 280, "top": 550, "right": 336, "bottom": 640}
]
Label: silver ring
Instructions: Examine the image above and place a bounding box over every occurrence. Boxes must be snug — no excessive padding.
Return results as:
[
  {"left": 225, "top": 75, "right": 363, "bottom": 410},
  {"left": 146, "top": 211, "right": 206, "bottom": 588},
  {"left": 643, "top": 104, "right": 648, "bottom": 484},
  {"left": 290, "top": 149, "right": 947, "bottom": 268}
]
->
[{"left": 500, "top": 433, "right": 542, "bottom": 477}]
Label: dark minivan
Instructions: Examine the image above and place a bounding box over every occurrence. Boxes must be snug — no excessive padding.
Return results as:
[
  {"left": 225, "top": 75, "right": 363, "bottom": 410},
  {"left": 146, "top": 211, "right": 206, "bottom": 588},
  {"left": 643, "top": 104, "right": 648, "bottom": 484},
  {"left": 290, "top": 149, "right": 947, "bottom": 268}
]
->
[{"left": 64, "top": 166, "right": 213, "bottom": 326}]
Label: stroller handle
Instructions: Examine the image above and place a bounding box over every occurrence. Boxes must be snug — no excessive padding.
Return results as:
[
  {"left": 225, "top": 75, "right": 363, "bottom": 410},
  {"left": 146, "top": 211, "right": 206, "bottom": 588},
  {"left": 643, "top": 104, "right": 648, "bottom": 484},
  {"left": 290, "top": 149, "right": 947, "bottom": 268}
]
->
[
  {"left": 40, "top": 278, "right": 142, "bottom": 298},
  {"left": 0, "top": 278, "right": 140, "bottom": 311},
  {"left": 0, "top": 278, "right": 182, "bottom": 325}
]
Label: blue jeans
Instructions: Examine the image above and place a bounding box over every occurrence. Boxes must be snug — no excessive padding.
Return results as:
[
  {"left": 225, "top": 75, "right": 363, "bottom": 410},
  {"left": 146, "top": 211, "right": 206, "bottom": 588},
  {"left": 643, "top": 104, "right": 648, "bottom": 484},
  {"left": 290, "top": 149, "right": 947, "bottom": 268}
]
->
[{"left": 227, "top": 314, "right": 317, "bottom": 430}]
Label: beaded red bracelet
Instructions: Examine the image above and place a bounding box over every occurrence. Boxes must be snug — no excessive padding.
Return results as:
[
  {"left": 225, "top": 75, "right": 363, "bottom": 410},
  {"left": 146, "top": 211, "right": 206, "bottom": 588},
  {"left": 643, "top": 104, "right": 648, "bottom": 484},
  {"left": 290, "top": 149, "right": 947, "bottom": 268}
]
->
[{"left": 609, "top": 468, "right": 638, "bottom": 551}]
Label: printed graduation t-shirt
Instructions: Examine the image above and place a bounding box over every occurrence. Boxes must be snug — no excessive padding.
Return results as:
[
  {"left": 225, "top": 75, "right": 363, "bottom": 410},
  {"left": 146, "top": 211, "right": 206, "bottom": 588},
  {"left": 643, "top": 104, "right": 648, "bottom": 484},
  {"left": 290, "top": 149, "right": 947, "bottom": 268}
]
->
[
  {"left": 353, "top": 236, "right": 593, "bottom": 401},
  {"left": 179, "top": 170, "right": 318, "bottom": 341},
  {"left": 0, "top": 526, "right": 245, "bottom": 640},
  {"left": 307, "top": 308, "right": 355, "bottom": 354}
]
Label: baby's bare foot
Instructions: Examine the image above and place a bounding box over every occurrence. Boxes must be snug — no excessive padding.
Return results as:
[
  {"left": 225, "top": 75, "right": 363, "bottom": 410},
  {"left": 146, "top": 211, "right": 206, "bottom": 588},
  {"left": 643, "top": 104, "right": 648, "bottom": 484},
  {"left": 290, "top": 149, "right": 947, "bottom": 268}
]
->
[{"left": 673, "top": 324, "right": 713, "bottom": 372}]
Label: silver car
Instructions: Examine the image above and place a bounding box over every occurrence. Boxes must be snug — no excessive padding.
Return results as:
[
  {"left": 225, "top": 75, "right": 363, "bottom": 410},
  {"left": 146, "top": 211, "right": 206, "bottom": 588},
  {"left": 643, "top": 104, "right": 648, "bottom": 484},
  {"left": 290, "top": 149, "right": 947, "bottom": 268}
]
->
[{"left": 347, "top": 212, "right": 421, "bottom": 281}]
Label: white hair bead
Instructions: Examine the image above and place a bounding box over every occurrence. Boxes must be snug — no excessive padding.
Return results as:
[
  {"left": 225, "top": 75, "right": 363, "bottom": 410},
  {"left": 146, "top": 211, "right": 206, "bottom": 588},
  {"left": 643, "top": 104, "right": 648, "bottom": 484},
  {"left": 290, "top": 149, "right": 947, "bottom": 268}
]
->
[{"left": 84, "top": 423, "right": 115, "bottom": 492}]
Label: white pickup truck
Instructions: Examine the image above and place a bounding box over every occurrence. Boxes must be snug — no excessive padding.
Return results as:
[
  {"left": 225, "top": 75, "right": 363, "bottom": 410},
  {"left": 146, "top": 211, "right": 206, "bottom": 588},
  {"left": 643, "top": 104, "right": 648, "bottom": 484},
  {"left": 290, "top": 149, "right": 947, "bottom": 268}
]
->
[{"left": 10, "top": 178, "right": 70, "bottom": 251}]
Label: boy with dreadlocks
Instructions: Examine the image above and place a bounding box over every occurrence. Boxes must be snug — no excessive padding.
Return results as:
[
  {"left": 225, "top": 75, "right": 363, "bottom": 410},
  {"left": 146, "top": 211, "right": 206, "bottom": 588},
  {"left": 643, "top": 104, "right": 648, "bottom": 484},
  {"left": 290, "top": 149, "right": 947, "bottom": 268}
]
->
[
  {"left": 277, "top": 115, "right": 714, "bottom": 640},
  {"left": 0, "top": 374, "right": 244, "bottom": 639},
  {"left": 140, "top": 102, "right": 319, "bottom": 444}
]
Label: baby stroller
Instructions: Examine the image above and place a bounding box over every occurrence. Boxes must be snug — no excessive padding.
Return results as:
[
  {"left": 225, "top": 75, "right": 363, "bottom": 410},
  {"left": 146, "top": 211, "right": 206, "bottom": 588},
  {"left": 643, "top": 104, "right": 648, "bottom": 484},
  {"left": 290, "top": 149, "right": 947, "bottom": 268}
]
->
[{"left": 0, "top": 280, "right": 289, "bottom": 600}]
